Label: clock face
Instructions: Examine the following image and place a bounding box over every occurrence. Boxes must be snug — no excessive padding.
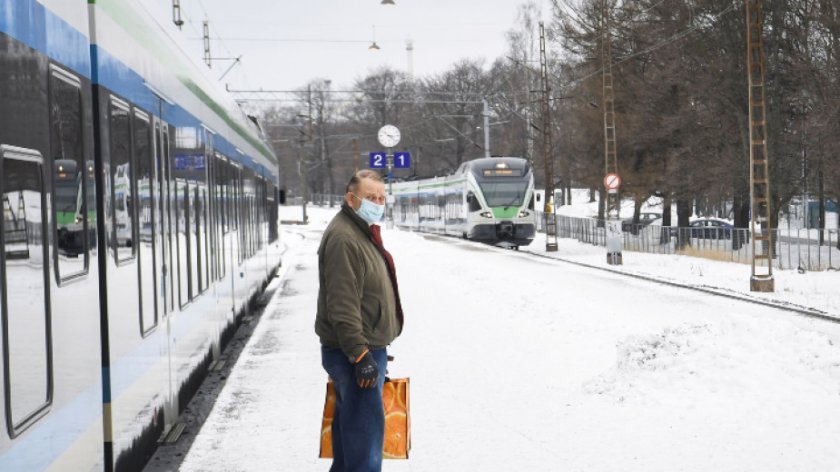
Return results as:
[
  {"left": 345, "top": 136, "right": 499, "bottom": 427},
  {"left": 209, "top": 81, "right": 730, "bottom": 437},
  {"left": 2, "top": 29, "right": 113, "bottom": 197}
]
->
[{"left": 378, "top": 125, "right": 401, "bottom": 148}]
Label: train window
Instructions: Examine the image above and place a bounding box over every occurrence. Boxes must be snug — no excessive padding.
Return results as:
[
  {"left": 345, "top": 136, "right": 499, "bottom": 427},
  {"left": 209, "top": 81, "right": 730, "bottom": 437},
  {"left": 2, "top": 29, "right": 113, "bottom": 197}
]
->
[
  {"left": 214, "top": 154, "right": 226, "bottom": 279},
  {"left": 1, "top": 145, "right": 53, "bottom": 437},
  {"left": 163, "top": 126, "right": 175, "bottom": 313},
  {"left": 177, "top": 180, "right": 191, "bottom": 306},
  {"left": 134, "top": 111, "right": 157, "bottom": 333},
  {"left": 467, "top": 191, "right": 481, "bottom": 212},
  {"left": 230, "top": 164, "right": 236, "bottom": 233},
  {"left": 206, "top": 155, "right": 216, "bottom": 282},
  {"left": 49, "top": 67, "right": 88, "bottom": 282},
  {"left": 202, "top": 185, "right": 209, "bottom": 289},
  {"left": 194, "top": 185, "right": 205, "bottom": 293},
  {"left": 109, "top": 98, "right": 135, "bottom": 263},
  {"left": 268, "top": 184, "right": 278, "bottom": 243}
]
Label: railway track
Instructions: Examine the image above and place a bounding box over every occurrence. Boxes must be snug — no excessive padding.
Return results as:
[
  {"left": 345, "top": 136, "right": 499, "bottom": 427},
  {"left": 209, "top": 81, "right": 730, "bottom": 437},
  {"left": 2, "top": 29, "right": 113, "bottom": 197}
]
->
[{"left": 419, "top": 232, "right": 840, "bottom": 324}]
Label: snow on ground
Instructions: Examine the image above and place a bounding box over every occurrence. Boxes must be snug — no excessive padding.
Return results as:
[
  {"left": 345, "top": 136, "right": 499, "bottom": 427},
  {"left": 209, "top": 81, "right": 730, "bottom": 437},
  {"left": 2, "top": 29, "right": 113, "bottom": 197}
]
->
[
  {"left": 180, "top": 205, "right": 840, "bottom": 472},
  {"left": 524, "top": 233, "right": 840, "bottom": 316}
]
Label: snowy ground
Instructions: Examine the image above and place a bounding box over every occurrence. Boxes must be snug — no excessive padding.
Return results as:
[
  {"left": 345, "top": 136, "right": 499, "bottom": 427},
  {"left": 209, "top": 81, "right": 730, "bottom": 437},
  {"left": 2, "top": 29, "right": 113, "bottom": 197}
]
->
[{"left": 176, "top": 205, "right": 840, "bottom": 472}]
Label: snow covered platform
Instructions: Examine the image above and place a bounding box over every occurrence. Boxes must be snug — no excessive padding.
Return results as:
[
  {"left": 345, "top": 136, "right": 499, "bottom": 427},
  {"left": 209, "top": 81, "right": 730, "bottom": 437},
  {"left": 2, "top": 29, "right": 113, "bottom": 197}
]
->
[{"left": 175, "top": 206, "right": 840, "bottom": 472}]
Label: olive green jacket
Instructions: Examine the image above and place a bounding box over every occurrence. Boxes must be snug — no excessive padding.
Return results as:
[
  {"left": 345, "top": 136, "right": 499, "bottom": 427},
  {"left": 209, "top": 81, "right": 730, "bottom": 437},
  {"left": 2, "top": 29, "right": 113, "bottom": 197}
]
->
[{"left": 315, "top": 204, "right": 402, "bottom": 362}]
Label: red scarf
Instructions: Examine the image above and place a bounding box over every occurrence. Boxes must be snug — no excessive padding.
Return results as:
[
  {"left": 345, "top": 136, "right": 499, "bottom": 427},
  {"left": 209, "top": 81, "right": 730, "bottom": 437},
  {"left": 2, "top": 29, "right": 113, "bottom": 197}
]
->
[{"left": 369, "top": 225, "right": 404, "bottom": 330}]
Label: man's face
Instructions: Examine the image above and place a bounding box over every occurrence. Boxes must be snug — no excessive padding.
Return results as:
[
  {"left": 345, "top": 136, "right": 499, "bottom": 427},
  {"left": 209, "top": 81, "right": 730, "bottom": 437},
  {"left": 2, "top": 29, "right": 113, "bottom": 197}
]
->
[{"left": 346, "top": 178, "right": 386, "bottom": 210}]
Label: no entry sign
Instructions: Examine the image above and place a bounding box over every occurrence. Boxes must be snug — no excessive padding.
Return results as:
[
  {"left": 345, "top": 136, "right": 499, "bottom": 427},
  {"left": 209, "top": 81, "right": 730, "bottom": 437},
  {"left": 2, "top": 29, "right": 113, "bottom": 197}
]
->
[{"left": 604, "top": 173, "right": 621, "bottom": 190}]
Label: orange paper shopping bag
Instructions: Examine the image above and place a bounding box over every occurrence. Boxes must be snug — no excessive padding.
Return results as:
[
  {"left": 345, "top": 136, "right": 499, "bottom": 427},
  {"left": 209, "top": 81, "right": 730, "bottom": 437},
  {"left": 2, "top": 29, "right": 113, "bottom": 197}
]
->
[{"left": 319, "top": 378, "right": 411, "bottom": 459}]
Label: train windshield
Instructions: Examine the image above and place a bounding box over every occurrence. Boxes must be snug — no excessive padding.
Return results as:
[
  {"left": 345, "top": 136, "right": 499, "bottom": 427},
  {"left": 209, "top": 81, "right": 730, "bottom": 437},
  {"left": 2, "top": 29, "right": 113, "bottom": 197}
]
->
[
  {"left": 478, "top": 181, "right": 529, "bottom": 208},
  {"left": 55, "top": 160, "right": 82, "bottom": 217}
]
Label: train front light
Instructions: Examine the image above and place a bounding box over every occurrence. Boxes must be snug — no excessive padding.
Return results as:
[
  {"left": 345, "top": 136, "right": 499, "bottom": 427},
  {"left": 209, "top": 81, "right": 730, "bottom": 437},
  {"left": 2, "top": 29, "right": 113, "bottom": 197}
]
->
[
  {"left": 518, "top": 210, "right": 530, "bottom": 218},
  {"left": 480, "top": 211, "right": 493, "bottom": 218}
]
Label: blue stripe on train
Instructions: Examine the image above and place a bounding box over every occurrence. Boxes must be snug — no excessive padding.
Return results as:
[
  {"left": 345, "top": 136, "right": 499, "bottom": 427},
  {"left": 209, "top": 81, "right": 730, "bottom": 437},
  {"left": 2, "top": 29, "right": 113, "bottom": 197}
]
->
[
  {"left": 0, "top": 0, "right": 91, "bottom": 79},
  {"left": 0, "top": 381, "right": 103, "bottom": 470},
  {"left": 93, "top": 45, "right": 274, "bottom": 181},
  {"left": 0, "top": 0, "right": 274, "bottom": 182}
]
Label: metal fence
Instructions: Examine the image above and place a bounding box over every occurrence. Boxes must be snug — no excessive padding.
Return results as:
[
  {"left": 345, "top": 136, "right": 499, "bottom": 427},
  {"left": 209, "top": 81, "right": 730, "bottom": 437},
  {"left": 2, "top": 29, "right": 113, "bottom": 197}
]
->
[
  {"left": 283, "top": 194, "right": 343, "bottom": 207},
  {"left": 539, "top": 213, "right": 840, "bottom": 272}
]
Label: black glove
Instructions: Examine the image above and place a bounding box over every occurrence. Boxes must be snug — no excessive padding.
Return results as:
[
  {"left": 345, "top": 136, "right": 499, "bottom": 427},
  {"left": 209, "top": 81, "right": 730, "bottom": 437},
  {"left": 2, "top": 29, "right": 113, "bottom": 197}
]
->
[{"left": 354, "top": 351, "right": 379, "bottom": 389}]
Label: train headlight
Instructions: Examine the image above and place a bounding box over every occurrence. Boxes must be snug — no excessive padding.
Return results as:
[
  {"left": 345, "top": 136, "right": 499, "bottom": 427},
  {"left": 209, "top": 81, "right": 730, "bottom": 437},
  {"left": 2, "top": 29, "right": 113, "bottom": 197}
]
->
[
  {"left": 480, "top": 211, "right": 493, "bottom": 218},
  {"left": 518, "top": 210, "right": 530, "bottom": 218}
]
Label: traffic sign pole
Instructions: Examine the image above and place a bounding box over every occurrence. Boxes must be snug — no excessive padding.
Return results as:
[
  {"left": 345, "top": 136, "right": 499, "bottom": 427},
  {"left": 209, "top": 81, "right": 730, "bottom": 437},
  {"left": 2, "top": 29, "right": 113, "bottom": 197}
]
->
[{"left": 604, "top": 173, "right": 623, "bottom": 265}]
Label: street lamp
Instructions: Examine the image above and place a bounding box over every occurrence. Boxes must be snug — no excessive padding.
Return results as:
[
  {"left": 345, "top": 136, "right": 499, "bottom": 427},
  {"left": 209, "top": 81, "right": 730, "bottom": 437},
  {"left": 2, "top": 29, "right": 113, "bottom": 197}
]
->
[{"left": 369, "top": 26, "right": 380, "bottom": 50}]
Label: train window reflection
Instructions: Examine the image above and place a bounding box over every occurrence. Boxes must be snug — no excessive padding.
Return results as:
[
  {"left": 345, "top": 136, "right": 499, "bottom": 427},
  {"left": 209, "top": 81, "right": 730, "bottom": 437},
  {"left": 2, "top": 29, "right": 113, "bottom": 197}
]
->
[
  {"left": 110, "top": 98, "right": 135, "bottom": 263},
  {"left": 0, "top": 145, "right": 53, "bottom": 437},
  {"left": 49, "top": 68, "right": 88, "bottom": 281}
]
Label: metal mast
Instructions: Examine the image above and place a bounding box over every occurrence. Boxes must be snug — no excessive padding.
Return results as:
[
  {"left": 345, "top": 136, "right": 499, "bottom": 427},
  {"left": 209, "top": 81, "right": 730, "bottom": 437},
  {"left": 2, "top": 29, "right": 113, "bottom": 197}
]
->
[
  {"left": 746, "top": 0, "right": 774, "bottom": 291},
  {"left": 602, "top": 0, "right": 622, "bottom": 265},
  {"left": 539, "top": 21, "right": 558, "bottom": 252},
  {"left": 202, "top": 21, "right": 211, "bottom": 68}
]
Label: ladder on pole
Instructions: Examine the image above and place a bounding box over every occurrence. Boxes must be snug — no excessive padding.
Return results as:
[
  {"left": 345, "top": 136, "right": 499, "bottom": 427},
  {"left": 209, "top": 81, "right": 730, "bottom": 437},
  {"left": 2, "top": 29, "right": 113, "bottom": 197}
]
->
[
  {"left": 602, "top": 0, "right": 622, "bottom": 264},
  {"left": 746, "top": 0, "right": 774, "bottom": 292},
  {"left": 539, "top": 21, "right": 558, "bottom": 252}
]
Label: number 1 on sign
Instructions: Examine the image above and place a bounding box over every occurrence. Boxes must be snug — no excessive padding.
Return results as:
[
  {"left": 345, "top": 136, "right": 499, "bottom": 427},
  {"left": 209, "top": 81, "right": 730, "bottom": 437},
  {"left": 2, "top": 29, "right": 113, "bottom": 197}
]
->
[{"left": 393, "top": 152, "right": 411, "bottom": 168}]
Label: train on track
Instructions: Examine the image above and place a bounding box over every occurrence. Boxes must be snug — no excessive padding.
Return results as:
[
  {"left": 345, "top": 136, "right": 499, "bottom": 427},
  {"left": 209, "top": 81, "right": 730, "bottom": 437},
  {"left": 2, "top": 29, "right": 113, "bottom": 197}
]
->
[
  {"left": 391, "top": 157, "right": 537, "bottom": 248},
  {"left": 1, "top": 1, "right": 280, "bottom": 470}
]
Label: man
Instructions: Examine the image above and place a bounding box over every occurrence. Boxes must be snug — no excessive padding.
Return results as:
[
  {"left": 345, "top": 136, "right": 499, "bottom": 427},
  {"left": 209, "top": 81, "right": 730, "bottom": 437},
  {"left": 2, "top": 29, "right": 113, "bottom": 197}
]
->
[{"left": 315, "top": 169, "right": 404, "bottom": 472}]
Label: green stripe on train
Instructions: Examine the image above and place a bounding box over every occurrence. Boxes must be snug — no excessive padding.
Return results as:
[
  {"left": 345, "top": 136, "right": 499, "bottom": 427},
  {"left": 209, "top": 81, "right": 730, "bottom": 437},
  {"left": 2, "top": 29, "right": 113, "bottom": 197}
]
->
[
  {"left": 491, "top": 207, "right": 519, "bottom": 219},
  {"left": 91, "top": 0, "right": 275, "bottom": 165}
]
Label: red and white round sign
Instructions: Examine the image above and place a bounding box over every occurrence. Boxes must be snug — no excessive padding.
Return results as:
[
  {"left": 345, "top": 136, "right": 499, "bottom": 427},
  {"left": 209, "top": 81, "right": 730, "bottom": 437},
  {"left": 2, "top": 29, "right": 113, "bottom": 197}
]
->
[{"left": 604, "top": 173, "right": 621, "bottom": 190}]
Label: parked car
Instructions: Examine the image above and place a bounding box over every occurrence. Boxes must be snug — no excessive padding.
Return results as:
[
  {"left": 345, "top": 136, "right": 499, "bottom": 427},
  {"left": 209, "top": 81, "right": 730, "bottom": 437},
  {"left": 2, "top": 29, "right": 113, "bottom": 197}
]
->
[
  {"left": 673, "top": 218, "right": 736, "bottom": 240},
  {"left": 621, "top": 212, "right": 662, "bottom": 232}
]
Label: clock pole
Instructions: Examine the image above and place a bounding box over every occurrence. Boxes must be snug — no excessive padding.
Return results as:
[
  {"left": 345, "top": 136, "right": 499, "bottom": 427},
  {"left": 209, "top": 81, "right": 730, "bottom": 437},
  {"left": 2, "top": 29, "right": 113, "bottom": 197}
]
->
[
  {"left": 386, "top": 146, "right": 394, "bottom": 228},
  {"left": 377, "top": 124, "right": 401, "bottom": 229}
]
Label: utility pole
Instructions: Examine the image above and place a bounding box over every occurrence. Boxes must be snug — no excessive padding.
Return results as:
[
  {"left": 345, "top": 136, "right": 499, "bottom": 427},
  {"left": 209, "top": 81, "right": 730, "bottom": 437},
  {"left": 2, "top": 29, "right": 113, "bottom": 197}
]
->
[
  {"left": 352, "top": 138, "right": 360, "bottom": 172},
  {"left": 746, "top": 0, "right": 774, "bottom": 292},
  {"left": 307, "top": 84, "right": 315, "bottom": 198},
  {"left": 483, "top": 98, "right": 491, "bottom": 158},
  {"left": 202, "top": 21, "right": 211, "bottom": 68},
  {"left": 602, "top": 0, "right": 622, "bottom": 265},
  {"left": 296, "top": 136, "right": 308, "bottom": 223},
  {"left": 526, "top": 36, "right": 534, "bottom": 167},
  {"left": 539, "top": 21, "right": 558, "bottom": 252},
  {"left": 172, "top": 0, "right": 184, "bottom": 29}
]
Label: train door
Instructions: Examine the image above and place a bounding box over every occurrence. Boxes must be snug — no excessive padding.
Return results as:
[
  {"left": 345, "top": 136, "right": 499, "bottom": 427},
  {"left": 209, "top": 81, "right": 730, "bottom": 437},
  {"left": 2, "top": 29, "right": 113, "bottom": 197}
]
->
[
  {"left": 153, "top": 117, "right": 171, "bottom": 318},
  {"left": 133, "top": 110, "right": 158, "bottom": 336}
]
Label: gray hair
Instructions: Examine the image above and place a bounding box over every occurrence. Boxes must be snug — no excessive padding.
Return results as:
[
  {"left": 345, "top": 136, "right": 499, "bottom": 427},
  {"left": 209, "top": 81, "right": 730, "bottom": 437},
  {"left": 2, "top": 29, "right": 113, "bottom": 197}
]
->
[{"left": 346, "top": 169, "right": 383, "bottom": 193}]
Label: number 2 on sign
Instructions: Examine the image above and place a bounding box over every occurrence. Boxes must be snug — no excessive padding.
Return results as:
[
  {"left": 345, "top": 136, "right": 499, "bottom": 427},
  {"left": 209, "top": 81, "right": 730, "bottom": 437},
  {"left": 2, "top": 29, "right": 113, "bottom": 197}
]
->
[{"left": 370, "top": 153, "right": 385, "bottom": 168}]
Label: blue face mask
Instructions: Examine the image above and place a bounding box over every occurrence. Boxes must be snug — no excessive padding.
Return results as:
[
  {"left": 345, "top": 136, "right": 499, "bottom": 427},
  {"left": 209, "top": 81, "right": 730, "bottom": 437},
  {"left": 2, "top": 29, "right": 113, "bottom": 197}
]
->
[{"left": 352, "top": 194, "right": 385, "bottom": 224}]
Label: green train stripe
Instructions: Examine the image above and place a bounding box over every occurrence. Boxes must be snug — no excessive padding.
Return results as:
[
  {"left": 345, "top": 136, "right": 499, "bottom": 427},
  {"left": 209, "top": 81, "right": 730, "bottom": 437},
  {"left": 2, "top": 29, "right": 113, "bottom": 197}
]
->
[
  {"left": 90, "top": 1, "right": 275, "bottom": 164},
  {"left": 491, "top": 207, "right": 520, "bottom": 218}
]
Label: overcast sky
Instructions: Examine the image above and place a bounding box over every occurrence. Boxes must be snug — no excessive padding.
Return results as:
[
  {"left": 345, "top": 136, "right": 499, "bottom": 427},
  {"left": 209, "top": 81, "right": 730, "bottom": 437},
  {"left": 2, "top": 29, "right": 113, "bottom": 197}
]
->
[{"left": 146, "top": 0, "right": 554, "bottom": 93}]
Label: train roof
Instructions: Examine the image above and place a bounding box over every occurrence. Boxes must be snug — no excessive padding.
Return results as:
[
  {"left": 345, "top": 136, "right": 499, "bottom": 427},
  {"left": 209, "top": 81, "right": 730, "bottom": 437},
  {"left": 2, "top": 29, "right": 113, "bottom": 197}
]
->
[
  {"left": 459, "top": 157, "right": 530, "bottom": 176},
  {"left": 88, "top": 0, "right": 277, "bottom": 182}
]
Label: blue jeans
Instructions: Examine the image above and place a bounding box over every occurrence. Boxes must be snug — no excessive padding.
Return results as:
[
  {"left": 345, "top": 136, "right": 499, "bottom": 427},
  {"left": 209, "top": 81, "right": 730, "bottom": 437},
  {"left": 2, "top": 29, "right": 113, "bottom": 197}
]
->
[{"left": 321, "top": 347, "right": 389, "bottom": 472}]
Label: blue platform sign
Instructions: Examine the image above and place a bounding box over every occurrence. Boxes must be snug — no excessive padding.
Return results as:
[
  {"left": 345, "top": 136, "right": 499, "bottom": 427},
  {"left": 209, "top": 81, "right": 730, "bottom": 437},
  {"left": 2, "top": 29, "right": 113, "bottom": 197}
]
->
[
  {"left": 369, "top": 152, "right": 387, "bottom": 168},
  {"left": 393, "top": 152, "right": 411, "bottom": 168}
]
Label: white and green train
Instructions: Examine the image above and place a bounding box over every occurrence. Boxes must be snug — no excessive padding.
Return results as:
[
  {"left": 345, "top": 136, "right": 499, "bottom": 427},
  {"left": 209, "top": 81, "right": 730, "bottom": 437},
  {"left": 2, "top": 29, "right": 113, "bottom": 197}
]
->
[{"left": 390, "top": 157, "right": 537, "bottom": 248}]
